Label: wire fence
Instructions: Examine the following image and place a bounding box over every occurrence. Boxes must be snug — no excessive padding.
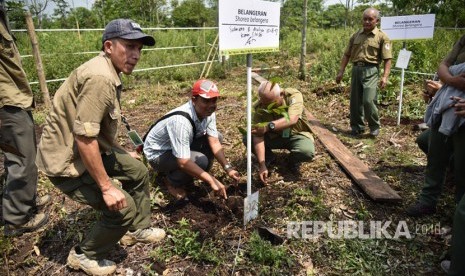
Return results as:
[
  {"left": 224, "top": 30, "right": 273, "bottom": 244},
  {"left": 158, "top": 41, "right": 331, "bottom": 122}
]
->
[
  {"left": 12, "top": 26, "right": 220, "bottom": 87},
  {"left": 12, "top": 26, "right": 463, "bottom": 88}
]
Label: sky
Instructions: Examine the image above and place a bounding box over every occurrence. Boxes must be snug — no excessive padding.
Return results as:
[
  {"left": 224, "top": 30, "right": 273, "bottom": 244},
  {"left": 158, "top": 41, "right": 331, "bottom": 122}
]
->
[{"left": 45, "top": 0, "right": 95, "bottom": 15}]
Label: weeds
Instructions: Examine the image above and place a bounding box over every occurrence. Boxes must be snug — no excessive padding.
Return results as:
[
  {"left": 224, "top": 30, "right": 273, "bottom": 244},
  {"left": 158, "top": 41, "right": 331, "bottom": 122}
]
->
[
  {"left": 151, "top": 218, "right": 220, "bottom": 264},
  {"left": 246, "top": 231, "right": 294, "bottom": 274}
]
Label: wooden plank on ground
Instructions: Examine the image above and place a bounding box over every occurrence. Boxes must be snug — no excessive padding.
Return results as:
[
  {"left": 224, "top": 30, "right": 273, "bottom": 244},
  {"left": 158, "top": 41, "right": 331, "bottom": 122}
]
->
[
  {"left": 251, "top": 72, "right": 401, "bottom": 202},
  {"left": 305, "top": 111, "right": 401, "bottom": 202}
]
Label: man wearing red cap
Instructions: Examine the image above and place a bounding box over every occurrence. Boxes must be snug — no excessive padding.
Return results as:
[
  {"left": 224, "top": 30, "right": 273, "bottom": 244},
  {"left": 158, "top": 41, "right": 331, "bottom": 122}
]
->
[{"left": 144, "top": 79, "right": 240, "bottom": 199}]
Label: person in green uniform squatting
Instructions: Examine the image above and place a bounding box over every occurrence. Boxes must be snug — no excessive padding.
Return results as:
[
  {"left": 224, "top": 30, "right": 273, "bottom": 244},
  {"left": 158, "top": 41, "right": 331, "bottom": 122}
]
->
[
  {"left": 250, "top": 81, "right": 315, "bottom": 185},
  {"left": 0, "top": 0, "right": 50, "bottom": 236},
  {"left": 336, "top": 7, "right": 392, "bottom": 137},
  {"left": 36, "top": 19, "right": 165, "bottom": 276}
]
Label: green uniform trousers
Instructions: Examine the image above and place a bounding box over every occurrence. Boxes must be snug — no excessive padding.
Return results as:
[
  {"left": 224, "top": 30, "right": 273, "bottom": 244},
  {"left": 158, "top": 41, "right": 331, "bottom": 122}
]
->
[
  {"left": 50, "top": 147, "right": 151, "bottom": 260},
  {"left": 0, "top": 106, "right": 38, "bottom": 225},
  {"left": 264, "top": 133, "right": 315, "bottom": 164},
  {"left": 419, "top": 126, "right": 465, "bottom": 206},
  {"left": 350, "top": 65, "right": 380, "bottom": 132},
  {"left": 449, "top": 193, "right": 465, "bottom": 275},
  {"left": 416, "top": 129, "right": 430, "bottom": 154}
]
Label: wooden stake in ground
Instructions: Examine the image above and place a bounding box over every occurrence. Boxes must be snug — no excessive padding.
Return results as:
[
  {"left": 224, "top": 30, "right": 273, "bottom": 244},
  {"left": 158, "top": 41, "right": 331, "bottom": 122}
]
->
[{"left": 25, "top": 12, "right": 50, "bottom": 109}]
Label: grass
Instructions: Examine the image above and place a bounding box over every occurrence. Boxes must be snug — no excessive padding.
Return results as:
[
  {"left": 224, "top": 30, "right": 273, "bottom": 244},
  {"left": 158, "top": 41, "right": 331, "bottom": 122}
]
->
[
  {"left": 246, "top": 231, "right": 295, "bottom": 274},
  {"left": 150, "top": 218, "right": 221, "bottom": 265}
]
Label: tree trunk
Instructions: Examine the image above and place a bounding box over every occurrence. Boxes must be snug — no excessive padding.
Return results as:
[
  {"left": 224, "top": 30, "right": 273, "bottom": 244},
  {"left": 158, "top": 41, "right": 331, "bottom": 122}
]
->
[
  {"left": 25, "top": 12, "right": 50, "bottom": 109},
  {"left": 299, "top": 0, "right": 308, "bottom": 81}
]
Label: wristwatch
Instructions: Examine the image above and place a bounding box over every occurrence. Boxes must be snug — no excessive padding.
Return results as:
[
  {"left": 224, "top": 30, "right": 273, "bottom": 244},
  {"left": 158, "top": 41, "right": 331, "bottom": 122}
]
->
[
  {"left": 267, "top": 122, "right": 276, "bottom": 132},
  {"left": 224, "top": 163, "right": 233, "bottom": 171}
]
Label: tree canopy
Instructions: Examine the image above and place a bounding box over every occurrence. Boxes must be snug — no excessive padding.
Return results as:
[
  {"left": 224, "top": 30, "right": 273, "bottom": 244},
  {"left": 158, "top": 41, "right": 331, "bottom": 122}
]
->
[{"left": 5, "top": 0, "right": 465, "bottom": 29}]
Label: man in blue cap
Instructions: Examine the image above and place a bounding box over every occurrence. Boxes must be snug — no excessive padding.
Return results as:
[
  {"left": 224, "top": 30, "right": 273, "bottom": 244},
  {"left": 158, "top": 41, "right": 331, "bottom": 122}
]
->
[{"left": 37, "top": 19, "right": 164, "bottom": 275}]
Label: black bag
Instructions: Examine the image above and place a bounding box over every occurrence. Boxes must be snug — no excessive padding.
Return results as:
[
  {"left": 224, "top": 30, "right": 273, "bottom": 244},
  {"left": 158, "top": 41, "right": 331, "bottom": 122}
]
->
[{"left": 137, "top": 111, "right": 196, "bottom": 153}]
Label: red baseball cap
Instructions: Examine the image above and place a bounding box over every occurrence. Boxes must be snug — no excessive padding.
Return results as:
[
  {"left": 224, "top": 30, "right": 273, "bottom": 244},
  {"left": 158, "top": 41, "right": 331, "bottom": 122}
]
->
[{"left": 192, "top": 79, "right": 220, "bottom": 98}]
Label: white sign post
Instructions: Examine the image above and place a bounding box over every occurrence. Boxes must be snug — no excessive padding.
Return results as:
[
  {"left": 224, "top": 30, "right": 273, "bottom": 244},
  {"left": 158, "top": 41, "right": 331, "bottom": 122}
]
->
[
  {"left": 219, "top": 0, "right": 280, "bottom": 225},
  {"left": 395, "top": 48, "right": 412, "bottom": 125},
  {"left": 381, "top": 14, "right": 435, "bottom": 125}
]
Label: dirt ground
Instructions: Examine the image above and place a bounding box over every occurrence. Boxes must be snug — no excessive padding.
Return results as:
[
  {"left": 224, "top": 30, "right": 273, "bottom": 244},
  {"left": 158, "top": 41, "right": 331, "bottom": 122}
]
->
[{"left": 0, "top": 67, "right": 455, "bottom": 275}]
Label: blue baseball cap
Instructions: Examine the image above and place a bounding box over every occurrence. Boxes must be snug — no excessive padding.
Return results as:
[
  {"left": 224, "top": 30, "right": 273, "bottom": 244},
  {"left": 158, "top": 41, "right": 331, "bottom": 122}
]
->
[{"left": 102, "top": 19, "right": 155, "bottom": 46}]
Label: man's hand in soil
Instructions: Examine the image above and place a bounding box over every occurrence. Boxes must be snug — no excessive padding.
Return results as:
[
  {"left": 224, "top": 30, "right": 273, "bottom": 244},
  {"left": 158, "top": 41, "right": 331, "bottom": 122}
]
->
[
  {"left": 210, "top": 177, "right": 228, "bottom": 199},
  {"left": 259, "top": 163, "right": 269, "bottom": 185},
  {"left": 227, "top": 169, "right": 241, "bottom": 183}
]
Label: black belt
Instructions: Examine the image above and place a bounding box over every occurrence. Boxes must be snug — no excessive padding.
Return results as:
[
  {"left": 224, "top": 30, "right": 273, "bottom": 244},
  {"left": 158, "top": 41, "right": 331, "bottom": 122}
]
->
[{"left": 353, "top": 61, "right": 378, "bottom": 67}]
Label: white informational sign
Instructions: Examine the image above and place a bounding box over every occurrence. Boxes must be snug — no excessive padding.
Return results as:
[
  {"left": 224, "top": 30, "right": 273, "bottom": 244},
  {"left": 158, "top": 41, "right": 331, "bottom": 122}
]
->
[
  {"left": 395, "top": 49, "right": 412, "bottom": 69},
  {"left": 244, "top": 191, "right": 259, "bottom": 225},
  {"left": 219, "top": 0, "right": 280, "bottom": 56},
  {"left": 381, "top": 14, "right": 435, "bottom": 41}
]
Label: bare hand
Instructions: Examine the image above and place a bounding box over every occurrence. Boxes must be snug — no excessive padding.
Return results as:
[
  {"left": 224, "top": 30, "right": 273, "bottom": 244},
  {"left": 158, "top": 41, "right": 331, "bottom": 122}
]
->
[
  {"left": 259, "top": 164, "right": 269, "bottom": 185},
  {"left": 210, "top": 177, "right": 228, "bottom": 199},
  {"left": 336, "top": 71, "right": 343, "bottom": 84},
  {"left": 251, "top": 125, "right": 267, "bottom": 136},
  {"left": 379, "top": 76, "right": 388, "bottom": 89},
  {"left": 451, "top": 96, "right": 465, "bottom": 117},
  {"left": 425, "top": 80, "right": 442, "bottom": 96},
  {"left": 227, "top": 169, "right": 241, "bottom": 182},
  {"left": 102, "top": 183, "right": 127, "bottom": 211}
]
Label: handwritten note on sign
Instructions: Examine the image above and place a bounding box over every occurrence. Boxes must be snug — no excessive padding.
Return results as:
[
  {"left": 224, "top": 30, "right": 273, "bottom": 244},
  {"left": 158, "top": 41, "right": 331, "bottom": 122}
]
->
[{"left": 219, "top": 0, "right": 280, "bottom": 56}]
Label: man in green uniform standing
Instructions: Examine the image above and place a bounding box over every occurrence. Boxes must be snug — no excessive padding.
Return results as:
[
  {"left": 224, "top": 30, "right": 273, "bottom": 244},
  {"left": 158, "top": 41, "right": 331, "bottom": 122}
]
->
[
  {"left": 0, "top": 0, "right": 49, "bottom": 236},
  {"left": 250, "top": 81, "right": 315, "bottom": 185},
  {"left": 36, "top": 19, "right": 165, "bottom": 275},
  {"left": 336, "top": 7, "right": 392, "bottom": 137}
]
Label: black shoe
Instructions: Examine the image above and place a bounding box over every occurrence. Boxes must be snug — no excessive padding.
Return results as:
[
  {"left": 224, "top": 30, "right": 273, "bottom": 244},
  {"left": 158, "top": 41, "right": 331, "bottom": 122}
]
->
[
  {"left": 350, "top": 129, "right": 362, "bottom": 136},
  {"left": 406, "top": 202, "right": 436, "bottom": 217}
]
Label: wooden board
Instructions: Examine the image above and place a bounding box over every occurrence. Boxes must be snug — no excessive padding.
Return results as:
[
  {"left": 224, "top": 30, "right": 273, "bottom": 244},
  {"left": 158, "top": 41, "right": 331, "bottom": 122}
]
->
[
  {"left": 305, "top": 111, "right": 401, "bottom": 202},
  {"left": 251, "top": 72, "right": 401, "bottom": 202}
]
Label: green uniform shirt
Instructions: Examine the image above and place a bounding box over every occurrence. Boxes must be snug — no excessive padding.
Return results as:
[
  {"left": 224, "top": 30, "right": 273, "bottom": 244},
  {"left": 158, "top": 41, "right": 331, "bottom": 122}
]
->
[
  {"left": 252, "top": 88, "right": 313, "bottom": 140},
  {"left": 444, "top": 34, "right": 465, "bottom": 65},
  {"left": 37, "top": 53, "right": 122, "bottom": 177},
  {"left": 0, "top": 3, "right": 34, "bottom": 110},
  {"left": 344, "top": 27, "right": 392, "bottom": 64}
]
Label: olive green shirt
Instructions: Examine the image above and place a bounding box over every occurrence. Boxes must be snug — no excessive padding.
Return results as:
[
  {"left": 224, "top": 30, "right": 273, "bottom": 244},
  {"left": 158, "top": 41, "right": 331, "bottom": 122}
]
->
[
  {"left": 252, "top": 88, "right": 313, "bottom": 140},
  {"left": 444, "top": 34, "right": 465, "bottom": 65},
  {"left": 344, "top": 27, "right": 392, "bottom": 65},
  {"left": 0, "top": 3, "right": 34, "bottom": 110},
  {"left": 36, "top": 53, "right": 122, "bottom": 177}
]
